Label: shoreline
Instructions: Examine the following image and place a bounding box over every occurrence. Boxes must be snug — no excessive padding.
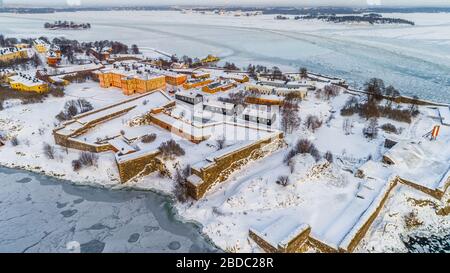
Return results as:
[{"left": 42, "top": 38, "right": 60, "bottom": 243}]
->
[{"left": 0, "top": 163, "right": 222, "bottom": 253}]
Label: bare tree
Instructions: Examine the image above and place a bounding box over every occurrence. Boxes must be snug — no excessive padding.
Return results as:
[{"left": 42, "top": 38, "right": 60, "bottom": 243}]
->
[
  {"left": 79, "top": 152, "right": 98, "bottom": 167},
  {"left": 364, "top": 78, "right": 385, "bottom": 102},
  {"left": 131, "top": 44, "right": 140, "bottom": 54},
  {"left": 323, "top": 85, "right": 340, "bottom": 100},
  {"left": 72, "top": 159, "right": 82, "bottom": 171},
  {"left": 216, "top": 136, "right": 226, "bottom": 150},
  {"left": 299, "top": 67, "right": 308, "bottom": 78},
  {"left": 363, "top": 118, "right": 379, "bottom": 139},
  {"left": 294, "top": 139, "right": 321, "bottom": 162},
  {"left": 305, "top": 115, "right": 322, "bottom": 132},
  {"left": 409, "top": 95, "right": 420, "bottom": 117},
  {"left": 173, "top": 165, "right": 191, "bottom": 203},
  {"left": 343, "top": 118, "right": 352, "bottom": 135},
  {"left": 284, "top": 149, "right": 297, "bottom": 165},
  {"left": 10, "top": 136, "right": 19, "bottom": 146},
  {"left": 43, "top": 142, "right": 56, "bottom": 159},
  {"left": 159, "top": 140, "right": 185, "bottom": 159},
  {"left": 281, "top": 100, "right": 301, "bottom": 134},
  {"left": 324, "top": 151, "right": 333, "bottom": 163},
  {"left": 276, "top": 175, "right": 290, "bottom": 187},
  {"left": 227, "top": 90, "right": 248, "bottom": 106},
  {"left": 141, "top": 133, "right": 157, "bottom": 143},
  {"left": 282, "top": 110, "right": 301, "bottom": 134},
  {"left": 381, "top": 123, "right": 398, "bottom": 134}
]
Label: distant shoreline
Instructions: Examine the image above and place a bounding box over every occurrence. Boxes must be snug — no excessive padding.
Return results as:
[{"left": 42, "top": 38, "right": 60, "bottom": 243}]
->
[{"left": 1, "top": 6, "right": 450, "bottom": 15}]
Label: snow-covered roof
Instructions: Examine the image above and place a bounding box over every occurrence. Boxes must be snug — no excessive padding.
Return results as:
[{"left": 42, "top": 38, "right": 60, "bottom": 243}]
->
[
  {"left": 255, "top": 94, "right": 283, "bottom": 101},
  {"left": 203, "top": 99, "right": 235, "bottom": 110},
  {"left": 187, "top": 174, "right": 203, "bottom": 186},
  {"left": 258, "top": 77, "right": 311, "bottom": 88},
  {"left": 193, "top": 71, "right": 210, "bottom": 77},
  {"left": 33, "top": 39, "right": 49, "bottom": 46},
  {"left": 0, "top": 47, "right": 27, "bottom": 56},
  {"left": 8, "top": 74, "right": 46, "bottom": 87},
  {"left": 54, "top": 63, "right": 103, "bottom": 75},
  {"left": 384, "top": 140, "right": 450, "bottom": 190},
  {"left": 56, "top": 91, "right": 173, "bottom": 138},
  {"left": 191, "top": 130, "right": 277, "bottom": 170},
  {"left": 312, "top": 176, "right": 393, "bottom": 250},
  {"left": 357, "top": 160, "right": 394, "bottom": 181},
  {"left": 0, "top": 69, "right": 15, "bottom": 77},
  {"left": 143, "top": 64, "right": 183, "bottom": 78},
  {"left": 338, "top": 179, "right": 396, "bottom": 251},
  {"left": 246, "top": 83, "right": 308, "bottom": 93},
  {"left": 223, "top": 73, "right": 247, "bottom": 81},
  {"left": 186, "top": 77, "right": 211, "bottom": 84},
  {"left": 204, "top": 140, "right": 254, "bottom": 163},
  {"left": 175, "top": 91, "right": 202, "bottom": 99},
  {"left": 108, "top": 138, "right": 137, "bottom": 155},
  {"left": 98, "top": 66, "right": 164, "bottom": 81},
  {"left": 242, "top": 107, "right": 276, "bottom": 119},
  {"left": 115, "top": 148, "right": 159, "bottom": 163},
  {"left": 250, "top": 216, "right": 309, "bottom": 249}
]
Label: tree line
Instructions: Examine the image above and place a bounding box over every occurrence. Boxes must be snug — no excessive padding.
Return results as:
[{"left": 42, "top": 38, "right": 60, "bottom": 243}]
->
[
  {"left": 44, "top": 21, "right": 91, "bottom": 29},
  {"left": 295, "top": 14, "right": 415, "bottom": 25}
]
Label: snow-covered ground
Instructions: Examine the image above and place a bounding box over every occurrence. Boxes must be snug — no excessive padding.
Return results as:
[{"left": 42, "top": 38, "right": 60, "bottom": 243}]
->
[
  {"left": 0, "top": 11, "right": 449, "bottom": 103},
  {"left": 1, "top": 78, "right": 448, "bottom": 252},
  {"left": 1, "top": 10, "right": 449, "bottom": 252}
]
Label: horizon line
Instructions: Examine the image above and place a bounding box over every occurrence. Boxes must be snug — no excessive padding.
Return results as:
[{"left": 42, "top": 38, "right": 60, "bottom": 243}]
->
[{"left": 3, "top": 4, "right": 450, "bottom": 9}]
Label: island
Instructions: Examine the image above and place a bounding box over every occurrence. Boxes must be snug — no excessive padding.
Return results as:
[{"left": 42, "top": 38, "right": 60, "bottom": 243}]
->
[
  {"left": 294, "top": 13, "right": 415, "bottom": 25},
  {"left": 44, "top": 21, "right": 91, "bottom": 30}
]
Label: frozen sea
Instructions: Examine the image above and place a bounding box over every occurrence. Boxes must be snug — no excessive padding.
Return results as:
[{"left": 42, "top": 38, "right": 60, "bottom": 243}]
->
[
  {"left": 0, "top": 167, "right": 218, "bottom": 253},
  {"left": 1, "top": 10, "right": 449, "bottom": 103}
]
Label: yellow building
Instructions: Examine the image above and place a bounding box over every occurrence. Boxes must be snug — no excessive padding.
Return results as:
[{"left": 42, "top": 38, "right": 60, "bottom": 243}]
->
[
  {"left": 8, "top": 74, "right": 49, "bottom": 93},
  {"left": 0, "top": 69, "right": 15, "bottom": 83},
  {"left": 182, "top": 78, "right": 214, "bottom": 90},
  {"left": 97, "top": 68, "right": 166, "bottom": 96},
  {"left": 201, "top": 55, "right": 220, "bottom": 64},
  {"left": 47, "top": 48, "right": 61, "bottom": 67},
  {"left": 33, "top": 39, "right": 49, "bottom": 53},
  {"left": 202, "top": 81, "right": 236, "bottom": 94},
  {"left": 192, "top": 71, "right": 210, "bottom": 79},
  {"left": 0, "top": 47, "right": 29, "bottom": 63},
  {"left": 222, "top": 73, "right": 249, "bottom": 83}
]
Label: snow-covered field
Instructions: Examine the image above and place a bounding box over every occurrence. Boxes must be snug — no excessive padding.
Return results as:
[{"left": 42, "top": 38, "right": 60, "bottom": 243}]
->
[
  {"left": 0, "top": 10, "right": 449, "bottom": 252},
  {"left": 0, "top": 11, "right": 449, "bottom": 103},
  {"left": 1, "top": 79, "right": 448, "bottom": 252}
]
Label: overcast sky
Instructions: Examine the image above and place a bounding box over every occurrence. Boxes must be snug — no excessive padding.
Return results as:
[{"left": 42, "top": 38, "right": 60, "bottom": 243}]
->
[{"left": 3, "top": 0, "right": 450, "bottom": 7}]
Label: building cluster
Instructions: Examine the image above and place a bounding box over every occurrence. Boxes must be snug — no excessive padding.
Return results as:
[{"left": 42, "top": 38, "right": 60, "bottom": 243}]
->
[
  {"left": 95, "top": 60, "right": 251, "bottom": 97},
  {"left": 53, "top": 90, "right": 284, "bottom": 200},
  {"left": 31, "top": 39, "right": 63, "bottom": 67},
  {"left": 96, "top": 63, "right": 167, "bottom": 95},
  {"left": 245, "top": 76, "right": 313, "bottom": 98},
  {"left": 4, "top": 40, "right": 447, "bottom": 255}
]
